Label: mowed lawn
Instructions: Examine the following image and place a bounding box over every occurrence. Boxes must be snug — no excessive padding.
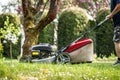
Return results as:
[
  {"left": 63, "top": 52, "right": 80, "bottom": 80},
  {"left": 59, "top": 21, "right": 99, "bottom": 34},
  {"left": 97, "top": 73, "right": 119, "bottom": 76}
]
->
[{"left": 0, "top": 58, "right": 120, "bottom": 80}]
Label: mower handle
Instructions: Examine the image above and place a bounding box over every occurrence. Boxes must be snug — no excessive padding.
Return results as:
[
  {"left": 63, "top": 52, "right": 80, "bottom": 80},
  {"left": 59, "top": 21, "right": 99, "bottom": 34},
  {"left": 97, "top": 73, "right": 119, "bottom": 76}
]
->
[
  {"left": 87, "top": 18, "right": 108, "bottom": 33},
  {"left": 97, "top": 18, "right": 108, "bottom": 27},
  {"left": 57, "top": 18, "right": 108, "bottom": 53}
]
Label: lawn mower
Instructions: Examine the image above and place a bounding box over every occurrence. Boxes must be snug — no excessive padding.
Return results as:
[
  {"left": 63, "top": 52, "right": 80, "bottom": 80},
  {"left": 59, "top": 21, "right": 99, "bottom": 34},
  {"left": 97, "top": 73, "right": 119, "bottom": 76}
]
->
[{"left": 30, "top": 18, "right": 108, "bottom": 64}]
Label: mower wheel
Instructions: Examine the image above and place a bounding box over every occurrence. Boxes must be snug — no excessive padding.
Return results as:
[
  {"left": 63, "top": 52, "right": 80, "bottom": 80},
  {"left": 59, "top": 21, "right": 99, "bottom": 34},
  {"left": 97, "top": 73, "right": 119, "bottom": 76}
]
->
[{"left": 55, "top": 52, "right": 71, "bottom": 64}]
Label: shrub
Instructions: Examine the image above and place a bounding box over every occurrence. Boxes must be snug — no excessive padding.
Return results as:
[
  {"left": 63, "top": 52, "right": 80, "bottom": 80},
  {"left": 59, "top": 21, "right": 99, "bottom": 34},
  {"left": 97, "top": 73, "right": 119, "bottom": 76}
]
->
[
  {"left": 0, "top": 13, "right": 21, "bottom": 58},
  {"left": 95, "top": 9, "right": 114, "bottom": 58},
  {"left": 58, "top": 7, "right": 94, "bottom": 49},
  {"left": 39, "top": 23, "right": 54, "bottom": 44}
]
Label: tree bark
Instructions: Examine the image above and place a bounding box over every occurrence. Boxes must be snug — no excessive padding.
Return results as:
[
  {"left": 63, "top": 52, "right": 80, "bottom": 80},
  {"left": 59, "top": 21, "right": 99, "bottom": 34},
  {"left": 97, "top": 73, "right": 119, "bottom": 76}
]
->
[{"left": 20, "top": 0, "right": 60, "bottom": 59}]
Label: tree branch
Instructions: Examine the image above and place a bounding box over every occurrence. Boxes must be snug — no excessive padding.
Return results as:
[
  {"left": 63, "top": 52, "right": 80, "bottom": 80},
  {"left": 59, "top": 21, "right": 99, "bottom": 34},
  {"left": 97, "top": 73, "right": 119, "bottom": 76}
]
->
[
  {"left": 34, "top": 0, "right": 49, "bottom": 24},
  {"left": 36, "top": 0, "right": 44, "bottom": 11},
  {"left": 36, "top": 0, "right": 60, "bottom": 31},
  {"left": 22, "top": 0, "right": 36, "bottom": 18},
  {"left": 22, "top": 0, "right": 27, "bottom": 17}
]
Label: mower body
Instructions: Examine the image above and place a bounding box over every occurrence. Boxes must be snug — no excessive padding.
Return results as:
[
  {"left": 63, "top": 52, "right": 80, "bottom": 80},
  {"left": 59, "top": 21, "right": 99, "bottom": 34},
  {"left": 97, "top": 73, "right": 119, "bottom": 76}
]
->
[
  {"left": 31, "top": 38, "right": 93, "bottom": 63},
  {"left": 64, "top": 38, "right": 93, "bottom": 63}
]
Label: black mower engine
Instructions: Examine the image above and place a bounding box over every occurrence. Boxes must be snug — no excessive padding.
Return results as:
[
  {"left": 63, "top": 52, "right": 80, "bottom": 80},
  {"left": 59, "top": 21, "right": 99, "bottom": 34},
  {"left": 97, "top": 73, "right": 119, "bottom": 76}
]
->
[{"left": 31, "top": 43, "right": 53, "bottom": 59}]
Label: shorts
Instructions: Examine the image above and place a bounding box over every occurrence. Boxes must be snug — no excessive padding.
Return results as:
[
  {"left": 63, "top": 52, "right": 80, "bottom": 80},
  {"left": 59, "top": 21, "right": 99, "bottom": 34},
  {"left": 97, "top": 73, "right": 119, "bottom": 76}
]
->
[{"left": 113, "top": 26, "right": 120, "bottom": 42}]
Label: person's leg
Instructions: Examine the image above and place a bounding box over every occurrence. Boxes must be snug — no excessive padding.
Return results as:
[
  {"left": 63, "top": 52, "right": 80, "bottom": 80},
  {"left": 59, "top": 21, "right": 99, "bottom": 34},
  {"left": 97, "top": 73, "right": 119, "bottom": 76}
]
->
[
  {"left": 113, "top": 26, "right": 120, "bottom": 65},
  {"left": 114, "top": 42, "right": 120, "bottom": 58},
  {"left": 113, "top": 42, "right": 120, "bottom": 65}
]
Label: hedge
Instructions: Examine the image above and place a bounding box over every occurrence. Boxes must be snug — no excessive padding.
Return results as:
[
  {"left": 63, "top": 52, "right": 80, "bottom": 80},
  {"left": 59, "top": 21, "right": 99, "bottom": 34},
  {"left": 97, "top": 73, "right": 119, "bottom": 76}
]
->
[
  {"left": 95, "top": 9, "right": 114, "bottom": 57},
  {"left": 58, "top": 7, "right": 92, "bottom": 49}
]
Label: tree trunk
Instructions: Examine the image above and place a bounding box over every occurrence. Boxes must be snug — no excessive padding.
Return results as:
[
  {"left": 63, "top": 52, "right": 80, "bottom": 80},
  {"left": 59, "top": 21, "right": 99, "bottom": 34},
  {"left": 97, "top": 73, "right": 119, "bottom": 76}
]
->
[
  {"left": 21, "top": 16, "right": 39, "bottom": 59},
  {"left": 22, "top": 28, "right": 39, "bottom": 57},
  {"left": 20, "top": 0, "right": 60, "bottom": 60}
]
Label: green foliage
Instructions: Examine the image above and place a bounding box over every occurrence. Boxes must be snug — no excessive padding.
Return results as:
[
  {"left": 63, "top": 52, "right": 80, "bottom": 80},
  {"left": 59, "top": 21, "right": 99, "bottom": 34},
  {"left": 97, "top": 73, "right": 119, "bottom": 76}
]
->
[
  {"left": 0, "top": 40, "right": 3, "bottom": 58},
  {"left": 0, "top": 13, "right": 21, "bottom": 58},
  {"left": 58, "top": 7, "right": 89, "bottom": 49},
  {"left": 39, "top": 23, "right": 54, "bottom": 44},
  {"left": 0, "top": 13, "right": 20, "bottom": 28},
  {"left": 0, "top": 16, "right": 20, "bottom": 43},
  {"left": 95, "top": 9, "right": 114, "bottom": 57}
]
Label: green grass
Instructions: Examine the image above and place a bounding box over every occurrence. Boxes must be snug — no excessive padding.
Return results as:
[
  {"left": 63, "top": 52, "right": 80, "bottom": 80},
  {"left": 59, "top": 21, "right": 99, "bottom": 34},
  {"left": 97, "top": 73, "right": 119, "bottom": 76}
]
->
[{"left": 0, "top": 58, "right": 120, "bottom": 80}]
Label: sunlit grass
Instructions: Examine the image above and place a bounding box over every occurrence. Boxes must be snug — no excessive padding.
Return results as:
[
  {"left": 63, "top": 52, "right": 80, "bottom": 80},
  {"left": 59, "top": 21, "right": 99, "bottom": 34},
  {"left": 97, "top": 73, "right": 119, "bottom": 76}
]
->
[{"left": 0, "top": 58, "right": 120, "bottom": 80}]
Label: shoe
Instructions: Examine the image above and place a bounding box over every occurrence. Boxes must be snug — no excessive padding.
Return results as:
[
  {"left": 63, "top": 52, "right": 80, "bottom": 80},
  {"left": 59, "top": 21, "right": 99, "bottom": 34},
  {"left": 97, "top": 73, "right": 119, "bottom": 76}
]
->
[{"left": 113, "top": 60, "right": 120, "bottom": 66}]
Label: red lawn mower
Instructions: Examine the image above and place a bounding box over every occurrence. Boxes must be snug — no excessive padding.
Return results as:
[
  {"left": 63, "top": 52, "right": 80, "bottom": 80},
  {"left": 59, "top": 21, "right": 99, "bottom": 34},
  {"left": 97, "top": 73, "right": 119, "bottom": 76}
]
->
[{"left": 30, "top": 19, "right": 108, "bottom": 64}]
